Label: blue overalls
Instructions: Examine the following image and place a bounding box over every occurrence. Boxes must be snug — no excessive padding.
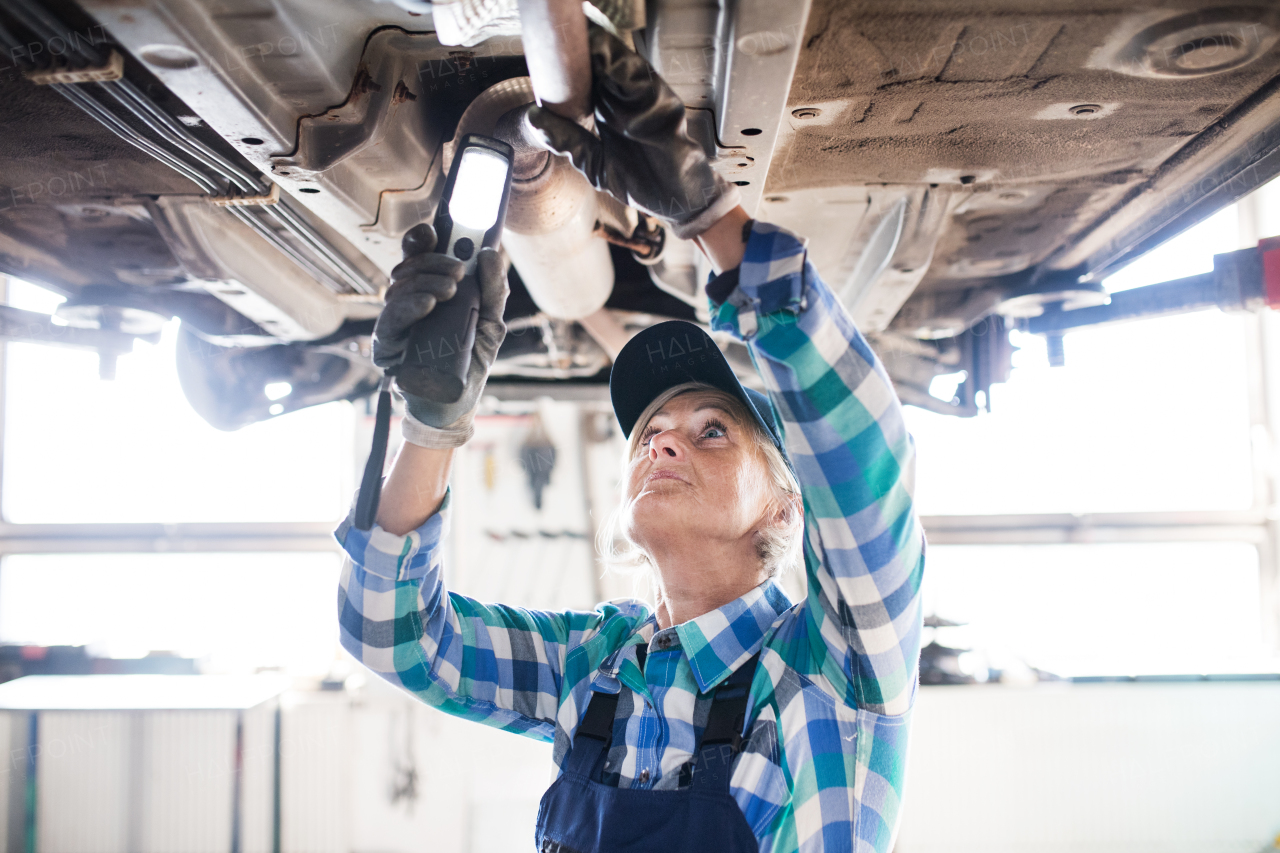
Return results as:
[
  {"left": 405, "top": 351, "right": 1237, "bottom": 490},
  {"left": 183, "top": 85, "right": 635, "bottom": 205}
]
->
[{"left": 535, "top": 650, "right": 761, "bottom": 853}]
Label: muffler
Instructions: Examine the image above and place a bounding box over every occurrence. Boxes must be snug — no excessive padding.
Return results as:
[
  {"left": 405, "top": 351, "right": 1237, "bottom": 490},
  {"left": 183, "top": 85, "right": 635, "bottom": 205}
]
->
[{"left": 446, "top": 77, "right": 615, "bottom": 323}]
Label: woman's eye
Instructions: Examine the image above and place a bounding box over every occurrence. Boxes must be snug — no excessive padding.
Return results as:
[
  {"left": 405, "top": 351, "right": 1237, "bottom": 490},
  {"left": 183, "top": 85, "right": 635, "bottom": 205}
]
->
[
  {"left": 639, "top": 428, "right": 658, "bottom": 446},
  {"left": 701, "top": 421, "right": 728, "bottom": 439}
]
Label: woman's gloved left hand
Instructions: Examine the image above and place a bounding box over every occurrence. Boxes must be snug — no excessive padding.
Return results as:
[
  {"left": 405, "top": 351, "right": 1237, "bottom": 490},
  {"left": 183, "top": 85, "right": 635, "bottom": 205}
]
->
[
  {"left": 372, "top": 222, "right": 510, "bottom": 446},
  {"left": 523, "top": 26, "right": 740, "bottom": 240}
]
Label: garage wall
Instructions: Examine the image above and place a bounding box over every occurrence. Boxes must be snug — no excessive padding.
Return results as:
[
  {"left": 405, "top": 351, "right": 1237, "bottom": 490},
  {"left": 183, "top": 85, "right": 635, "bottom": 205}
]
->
[
  {"left": 326, "top": 679, "right": 1280, "bottom": 853},
  {"left": 896, "top": 682, "right": 1280, "bottom": 853}
]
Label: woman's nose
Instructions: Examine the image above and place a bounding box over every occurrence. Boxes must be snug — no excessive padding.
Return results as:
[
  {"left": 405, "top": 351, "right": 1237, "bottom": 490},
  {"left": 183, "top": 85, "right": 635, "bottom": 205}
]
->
[{"left": 648, "top": 430, "right": 684, "bottom": 460}]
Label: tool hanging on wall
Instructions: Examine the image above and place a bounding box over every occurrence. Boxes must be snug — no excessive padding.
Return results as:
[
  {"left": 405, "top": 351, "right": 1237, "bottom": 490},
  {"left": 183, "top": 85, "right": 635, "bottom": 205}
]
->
[
  {"left": 519, "top": 412, "right": 557, "bottom": 510},
  {"left": 354, "top": 135, "right": 515, "bottom": 530}
]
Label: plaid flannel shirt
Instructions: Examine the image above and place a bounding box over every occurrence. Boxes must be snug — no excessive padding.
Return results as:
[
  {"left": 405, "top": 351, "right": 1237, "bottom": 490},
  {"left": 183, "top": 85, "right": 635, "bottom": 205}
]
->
[{"left": 337, "top": 221, "right": 925, "bottom": 853}]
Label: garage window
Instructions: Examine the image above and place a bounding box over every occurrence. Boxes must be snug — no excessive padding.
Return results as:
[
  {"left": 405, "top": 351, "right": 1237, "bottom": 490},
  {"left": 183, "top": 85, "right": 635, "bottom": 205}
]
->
[
  {"left": 913, "top": 200, "right": 1279, "bottom": 677},
  {"left": 2, "top": 279, "right": 355, "bottom": 524},
  {"left": 1, "top": 277, "right": 351, "bottom": 677},
  {"left": 923, "top": 543, "right": 1266, "bottom": 678},
  {"left": 905, "top": 308, "right": 1255, "bottom": 515},
  {"left": 0, "top": 552, "right": 343, "bottom": 675}
]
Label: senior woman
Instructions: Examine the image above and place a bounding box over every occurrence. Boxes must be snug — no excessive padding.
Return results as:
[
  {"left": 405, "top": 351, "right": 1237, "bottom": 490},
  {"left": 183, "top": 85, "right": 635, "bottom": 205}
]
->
[{"left": 337, "top": 29, "right": 924, "bottom": 853}]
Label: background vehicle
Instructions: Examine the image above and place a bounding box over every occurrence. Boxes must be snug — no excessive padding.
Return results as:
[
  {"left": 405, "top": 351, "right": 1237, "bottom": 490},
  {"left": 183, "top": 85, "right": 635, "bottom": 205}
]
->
[{"left": 3, "top": 0, "right": 1280, "bottom": 425}]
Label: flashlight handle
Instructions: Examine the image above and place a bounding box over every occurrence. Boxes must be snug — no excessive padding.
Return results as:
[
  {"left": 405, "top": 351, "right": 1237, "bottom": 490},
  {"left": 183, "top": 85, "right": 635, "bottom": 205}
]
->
[
  {"left": 393, "top": 170, "right": 490, "bottom": 403},
  {"left": 395, "top": 273, "right": 479, "bottom": 403}
]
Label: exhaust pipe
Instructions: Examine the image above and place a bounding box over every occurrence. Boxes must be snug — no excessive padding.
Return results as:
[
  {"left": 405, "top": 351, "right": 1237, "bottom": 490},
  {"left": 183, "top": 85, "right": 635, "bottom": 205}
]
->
[
  {"left": 515, "top": 0, "right": 592, "bottom": 124},
  {"left": 510, "top": 0, "right": 637, "bottom": 357},
  {"left": 441, "top": 1, "right": 632, "bottom": 357}
]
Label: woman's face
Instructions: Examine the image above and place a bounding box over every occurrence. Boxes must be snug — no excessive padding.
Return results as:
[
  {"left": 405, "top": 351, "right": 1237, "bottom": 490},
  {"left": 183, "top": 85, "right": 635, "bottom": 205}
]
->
[{"left": 624, "top": 390, "right": 774, "bottom": 557}]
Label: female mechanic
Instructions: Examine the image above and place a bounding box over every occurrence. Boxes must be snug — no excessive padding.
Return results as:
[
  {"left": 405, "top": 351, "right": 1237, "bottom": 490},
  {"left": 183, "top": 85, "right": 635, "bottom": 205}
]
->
[{"left": 337, "top": 28, "right": 925, "bottom": 853}]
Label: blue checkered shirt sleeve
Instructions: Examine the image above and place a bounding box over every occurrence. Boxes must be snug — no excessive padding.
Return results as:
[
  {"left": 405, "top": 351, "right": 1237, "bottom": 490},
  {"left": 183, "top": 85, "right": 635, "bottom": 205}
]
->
[
  {"left": 710, "top": 221, "right": 925, "bottom": 715},
  {"left": 334, "top": 493, "right": 642, "bottom": 740}
]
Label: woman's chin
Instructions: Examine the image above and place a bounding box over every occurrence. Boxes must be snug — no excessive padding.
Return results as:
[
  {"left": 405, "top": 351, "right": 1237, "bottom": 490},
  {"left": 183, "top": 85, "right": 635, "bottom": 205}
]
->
[{"left": 627, "top": 491, "right": 695, "bottom": 530}]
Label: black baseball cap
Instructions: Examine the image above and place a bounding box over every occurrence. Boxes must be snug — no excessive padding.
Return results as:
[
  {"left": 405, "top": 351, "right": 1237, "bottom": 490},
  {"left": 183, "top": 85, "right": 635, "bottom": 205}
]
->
[{"left": 609, "top": 320, "right": 788, "bottom": 462}]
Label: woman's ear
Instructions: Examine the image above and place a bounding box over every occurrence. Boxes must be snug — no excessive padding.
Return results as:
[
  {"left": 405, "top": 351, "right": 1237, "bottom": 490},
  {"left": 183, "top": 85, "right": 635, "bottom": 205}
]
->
[
  {"left": 756, "top": 494, "right": 799, "bottom": 547},
  {"left": 773, "top": 493, "right": 801, "bottom": 528}
]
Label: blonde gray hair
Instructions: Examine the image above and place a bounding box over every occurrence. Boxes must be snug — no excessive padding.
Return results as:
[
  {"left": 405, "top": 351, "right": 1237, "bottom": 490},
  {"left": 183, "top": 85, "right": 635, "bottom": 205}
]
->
[{"left": 598, "top": 382, "right": 804, "bottom": 583}]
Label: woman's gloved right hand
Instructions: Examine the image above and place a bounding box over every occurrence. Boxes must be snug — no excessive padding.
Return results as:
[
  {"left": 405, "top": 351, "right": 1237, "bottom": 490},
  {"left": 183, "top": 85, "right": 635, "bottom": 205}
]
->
[
  {"left": 523, "top": 26, "right": 740, "bottom": 240},
  {"left": 371, "top": 223, "right": 509, "bottom": 446}
]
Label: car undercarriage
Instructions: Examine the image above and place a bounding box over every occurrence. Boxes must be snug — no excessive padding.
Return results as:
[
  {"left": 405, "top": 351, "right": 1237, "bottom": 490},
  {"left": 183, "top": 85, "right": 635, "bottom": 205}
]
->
[{"left": 3, "top": 0, "right": 1280, "bottom": 427}]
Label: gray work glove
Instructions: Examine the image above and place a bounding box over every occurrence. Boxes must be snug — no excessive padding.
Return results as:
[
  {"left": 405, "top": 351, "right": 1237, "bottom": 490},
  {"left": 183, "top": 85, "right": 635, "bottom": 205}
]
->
[
  {"left": 372, "top": 223, "right": 509, "bottom": 446},
  {"left": 524, "top": 27, "right": 740, "bottom": 240}
]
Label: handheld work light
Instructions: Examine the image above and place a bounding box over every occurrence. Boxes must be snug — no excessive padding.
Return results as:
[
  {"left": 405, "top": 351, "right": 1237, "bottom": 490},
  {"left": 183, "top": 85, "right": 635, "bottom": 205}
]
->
[
  {"left": 397, "top": 135, "right": 515, "bottom": 402},
  {"left": 353, "top": 135, "right": 513, "bottom": 531}
]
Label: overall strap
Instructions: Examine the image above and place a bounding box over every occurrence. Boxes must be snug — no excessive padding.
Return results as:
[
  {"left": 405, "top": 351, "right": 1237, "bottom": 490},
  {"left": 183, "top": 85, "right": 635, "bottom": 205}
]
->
[
  {"left": 692, "top": 652, "right": 760, "bottom": 792},
  {"left": 563, "top": 642, "right": 645, "bottom": 778},
  {"left": 564, "top": 688, "right": 620, "bottom": 777}
]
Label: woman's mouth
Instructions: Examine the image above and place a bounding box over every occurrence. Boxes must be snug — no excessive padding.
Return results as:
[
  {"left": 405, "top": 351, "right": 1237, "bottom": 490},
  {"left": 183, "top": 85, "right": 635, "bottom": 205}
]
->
[{"left": 645, "top": 469, "right": 685, "bottom": 484}]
